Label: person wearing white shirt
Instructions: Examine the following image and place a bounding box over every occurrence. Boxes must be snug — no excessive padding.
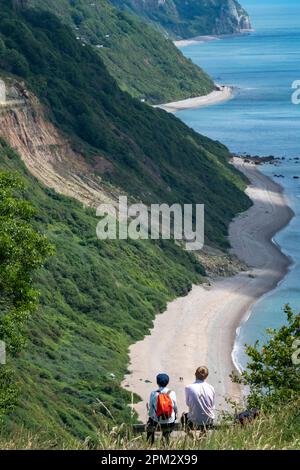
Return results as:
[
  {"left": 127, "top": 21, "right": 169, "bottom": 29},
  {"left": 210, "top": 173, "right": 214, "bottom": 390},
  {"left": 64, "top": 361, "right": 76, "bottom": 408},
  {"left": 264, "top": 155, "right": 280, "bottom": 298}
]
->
[{"left": 183, "top": 366, "right": 215, "bottom": 430}]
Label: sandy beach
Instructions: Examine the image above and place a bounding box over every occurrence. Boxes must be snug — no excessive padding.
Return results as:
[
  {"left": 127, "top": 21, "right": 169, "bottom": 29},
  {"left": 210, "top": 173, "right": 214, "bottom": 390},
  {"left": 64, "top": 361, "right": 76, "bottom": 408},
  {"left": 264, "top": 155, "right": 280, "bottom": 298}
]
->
[
  {"left": 174, "top": 31, "right": 254, "bottom": 48},
  {"left": 174, "top": 35, "right": 220, "bottom": 47},
  {"left": 122, "top": 158, "right": 294, "bottom": 422},
  {"left": 154, "top": 86, "right": 233, "bottom": 113}
]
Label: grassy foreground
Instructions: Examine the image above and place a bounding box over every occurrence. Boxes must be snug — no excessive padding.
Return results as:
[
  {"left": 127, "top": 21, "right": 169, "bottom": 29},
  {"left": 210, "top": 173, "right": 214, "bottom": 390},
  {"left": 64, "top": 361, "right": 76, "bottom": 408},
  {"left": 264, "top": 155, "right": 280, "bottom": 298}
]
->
[{"left": 1, "top": 400, "right": 299, "bottom": 450}]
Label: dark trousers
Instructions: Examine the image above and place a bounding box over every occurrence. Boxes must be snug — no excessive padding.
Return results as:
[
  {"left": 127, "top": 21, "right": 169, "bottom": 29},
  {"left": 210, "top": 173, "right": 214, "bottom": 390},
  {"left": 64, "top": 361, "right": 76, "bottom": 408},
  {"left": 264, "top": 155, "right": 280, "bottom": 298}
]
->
[
  {"left": 146, "top": 418, "right": 175, "bottom": 445},
  {"left": 181, "top": 412, "right": 214, "bottom": 433}
]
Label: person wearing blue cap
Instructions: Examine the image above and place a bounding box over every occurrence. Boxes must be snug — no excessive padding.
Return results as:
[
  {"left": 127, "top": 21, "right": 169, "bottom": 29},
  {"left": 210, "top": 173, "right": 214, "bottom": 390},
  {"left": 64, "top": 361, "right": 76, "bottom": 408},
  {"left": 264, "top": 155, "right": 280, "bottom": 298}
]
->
[{"left": 147, "top": 373, "right": 177, "bottom": 445}]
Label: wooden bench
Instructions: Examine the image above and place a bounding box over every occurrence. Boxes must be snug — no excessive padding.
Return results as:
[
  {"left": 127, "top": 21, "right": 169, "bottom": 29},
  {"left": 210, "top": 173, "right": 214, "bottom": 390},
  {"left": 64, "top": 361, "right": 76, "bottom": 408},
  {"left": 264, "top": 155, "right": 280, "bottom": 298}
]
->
[{"left": 133, "top": 423, "right": 182, "bottom": 434}]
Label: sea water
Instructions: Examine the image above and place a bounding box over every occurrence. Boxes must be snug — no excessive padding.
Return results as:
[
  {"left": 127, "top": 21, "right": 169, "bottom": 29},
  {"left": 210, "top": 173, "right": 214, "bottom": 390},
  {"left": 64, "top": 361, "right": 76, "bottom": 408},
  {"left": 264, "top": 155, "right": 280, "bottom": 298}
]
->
[{"left": 177, "top": 0, "right": 300, "bottom": 369}]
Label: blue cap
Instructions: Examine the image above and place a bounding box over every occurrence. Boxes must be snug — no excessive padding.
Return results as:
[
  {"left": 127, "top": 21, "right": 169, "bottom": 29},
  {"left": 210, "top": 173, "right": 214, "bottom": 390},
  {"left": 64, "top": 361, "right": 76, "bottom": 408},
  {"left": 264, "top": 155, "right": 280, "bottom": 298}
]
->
[{"left": 156, "top": 373, "right": 169, "bottom": 387}]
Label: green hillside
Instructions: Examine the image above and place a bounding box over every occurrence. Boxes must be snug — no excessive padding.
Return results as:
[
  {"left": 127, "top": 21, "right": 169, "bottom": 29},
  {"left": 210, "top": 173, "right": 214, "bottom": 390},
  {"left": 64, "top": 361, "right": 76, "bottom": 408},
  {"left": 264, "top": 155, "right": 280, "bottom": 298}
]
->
[
  {"left": 111, "top": 0, "right": 251, "bottom": 39},
  {"left": 28, "top": 0, "right": 214, "bottom": 103},
  {"left": 0, "top": 0, "right": 251, "bottom": 441},
  {"left": 0, "top": 140, "right": 205, "bottom": 439},
  {"left": 0, "top": 1, "right": 250, "bottom": 250}
]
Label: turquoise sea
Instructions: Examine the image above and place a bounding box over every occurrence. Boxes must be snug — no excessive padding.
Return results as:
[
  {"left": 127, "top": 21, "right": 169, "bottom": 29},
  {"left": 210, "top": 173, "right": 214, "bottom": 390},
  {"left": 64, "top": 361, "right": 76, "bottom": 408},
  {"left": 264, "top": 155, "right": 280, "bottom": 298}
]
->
[{"left": 178, "top": 0, "right": 300, "bottom": 369}]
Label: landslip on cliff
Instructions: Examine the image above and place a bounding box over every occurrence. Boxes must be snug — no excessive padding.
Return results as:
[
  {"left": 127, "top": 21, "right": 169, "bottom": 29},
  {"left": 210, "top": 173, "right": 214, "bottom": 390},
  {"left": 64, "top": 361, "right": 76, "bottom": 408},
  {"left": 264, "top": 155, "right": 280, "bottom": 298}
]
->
[{"left": 0, "top": 80, "right": 116, "bottom": 208}]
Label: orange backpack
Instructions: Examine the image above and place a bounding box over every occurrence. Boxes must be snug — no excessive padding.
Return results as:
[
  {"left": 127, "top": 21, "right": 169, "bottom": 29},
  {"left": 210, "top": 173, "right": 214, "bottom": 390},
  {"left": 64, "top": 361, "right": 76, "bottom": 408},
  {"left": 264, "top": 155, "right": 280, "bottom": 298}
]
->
[{"left": 156, "top": 390, "right": 173, "bottom": 420}]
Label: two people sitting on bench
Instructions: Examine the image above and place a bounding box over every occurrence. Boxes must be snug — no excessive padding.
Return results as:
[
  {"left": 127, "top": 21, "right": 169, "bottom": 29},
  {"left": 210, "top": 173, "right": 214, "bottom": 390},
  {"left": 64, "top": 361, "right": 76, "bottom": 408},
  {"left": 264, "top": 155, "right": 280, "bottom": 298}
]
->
[{"left": 147, "top": 366, "right": 215, "bottom": 443}]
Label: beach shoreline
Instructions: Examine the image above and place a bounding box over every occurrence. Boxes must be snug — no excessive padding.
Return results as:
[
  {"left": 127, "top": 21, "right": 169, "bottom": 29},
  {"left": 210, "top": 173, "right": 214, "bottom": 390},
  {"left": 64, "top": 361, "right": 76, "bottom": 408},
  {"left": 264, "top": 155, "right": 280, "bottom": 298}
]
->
[
  {"left": 122, "top": 158, "right": 294, "bottom": 422},
  {"left": 154, "top": 85, "right": 234, "bottom": 113},
  {"left": 174, "top": 30, "right": 254, "bottom": 48}
]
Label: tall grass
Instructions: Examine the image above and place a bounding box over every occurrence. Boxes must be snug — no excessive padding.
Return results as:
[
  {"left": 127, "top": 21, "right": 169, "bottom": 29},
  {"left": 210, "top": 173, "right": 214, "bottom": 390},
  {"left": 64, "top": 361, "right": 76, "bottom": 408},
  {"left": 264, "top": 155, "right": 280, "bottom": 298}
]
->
[{"left": 1, "top": 400, "right": 299, "bottom": 450}]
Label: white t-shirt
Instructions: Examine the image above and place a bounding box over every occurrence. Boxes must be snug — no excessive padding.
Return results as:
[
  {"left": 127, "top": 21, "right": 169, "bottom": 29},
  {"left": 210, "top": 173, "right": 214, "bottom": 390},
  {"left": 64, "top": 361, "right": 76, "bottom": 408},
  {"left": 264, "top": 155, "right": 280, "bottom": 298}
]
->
[{"left": 185, "top": 380, "right": 215, "bottom": 424}]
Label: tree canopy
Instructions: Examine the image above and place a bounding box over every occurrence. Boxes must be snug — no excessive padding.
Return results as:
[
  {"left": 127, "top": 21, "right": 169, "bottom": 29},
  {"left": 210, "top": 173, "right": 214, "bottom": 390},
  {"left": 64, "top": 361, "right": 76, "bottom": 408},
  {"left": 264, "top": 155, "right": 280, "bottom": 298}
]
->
[{"left": 0, "top": 170, "right": 53, "bottom": 420}]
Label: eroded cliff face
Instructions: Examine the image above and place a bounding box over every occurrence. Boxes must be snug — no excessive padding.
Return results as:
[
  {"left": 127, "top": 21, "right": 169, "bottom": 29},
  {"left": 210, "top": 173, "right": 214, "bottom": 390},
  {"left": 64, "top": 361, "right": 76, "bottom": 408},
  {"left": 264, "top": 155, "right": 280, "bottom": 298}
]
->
[
  {"left": 214, "top": 0, "right": 252, "bottom": 34},
  {"left": 0, "top": 82, "right": 116, "bottom": 208}
]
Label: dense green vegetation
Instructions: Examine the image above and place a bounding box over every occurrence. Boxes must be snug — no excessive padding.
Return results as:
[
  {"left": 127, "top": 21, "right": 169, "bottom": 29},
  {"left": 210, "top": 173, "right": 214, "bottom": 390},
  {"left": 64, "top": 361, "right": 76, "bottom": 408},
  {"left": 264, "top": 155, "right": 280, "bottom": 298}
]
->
[
  {"left": 0, "top": 140, "right": 206, "bottom": 439},
  {"left": 233, "top": 305, "right": 300, "bottom": 409},
  {"left": 111, "top": 0, "right": 251, "bottom": 39},
  {"left": 0, "top": 168, "right": 52, "bottom": 423},
  {"left": 0, "top": 0, "right": 250, "bottom": 249},
  {"left": 29, "top": 0, "right": 214, "bottom": 103}
]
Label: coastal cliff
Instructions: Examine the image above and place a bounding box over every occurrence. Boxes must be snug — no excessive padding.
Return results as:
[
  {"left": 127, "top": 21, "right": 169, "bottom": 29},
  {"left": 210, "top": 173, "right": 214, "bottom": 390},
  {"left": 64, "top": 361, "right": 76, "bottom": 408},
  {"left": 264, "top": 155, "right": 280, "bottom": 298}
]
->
[
  {"left": 111, "top": 0, "right": 252, "bottom": 39},
  {"left": 214, "top": 0, "right": 251, "bottom": 35}
]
